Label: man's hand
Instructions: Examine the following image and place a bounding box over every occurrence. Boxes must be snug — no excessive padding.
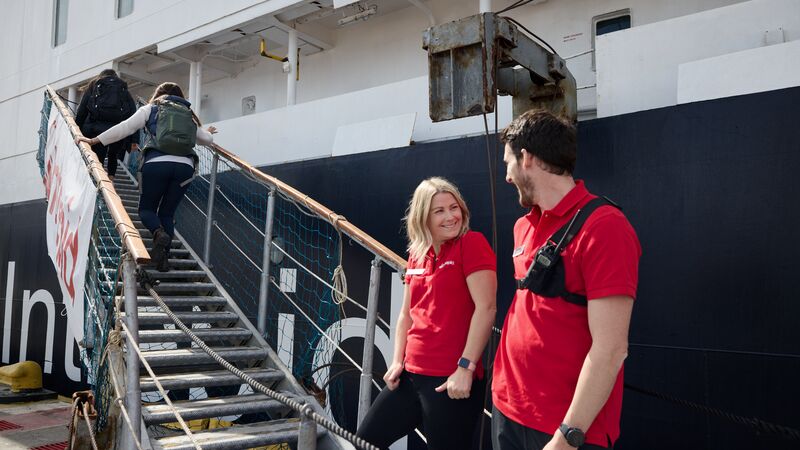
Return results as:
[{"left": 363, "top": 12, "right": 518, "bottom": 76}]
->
[
  {"left": 542, "top": 430, "right": 574, "bottom": 450},
  {"left": 207, "top": 125, "right": 218, "bottom": 134},
  {"left": 434, "top": 367, "right": 473, "bottom": 399},
  {"left": 130, "top": 143, "right": 139, "bottom": 152},
  {"left": 383, "top": 361, "right": 404, "bottom": 391}
]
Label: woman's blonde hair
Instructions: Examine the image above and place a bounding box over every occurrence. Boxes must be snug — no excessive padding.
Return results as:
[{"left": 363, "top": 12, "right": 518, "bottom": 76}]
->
[{"left": 405, "top": 177, "right": 470, "bottom": 261}]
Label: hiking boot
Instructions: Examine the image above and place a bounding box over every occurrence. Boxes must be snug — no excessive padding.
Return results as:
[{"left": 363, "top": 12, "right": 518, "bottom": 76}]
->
[
  {"left": 150, "top": 227, "right": 171, "bottom": 266},
  {"left": 157, "top": 248, "right": 171, "bottom": 272}
]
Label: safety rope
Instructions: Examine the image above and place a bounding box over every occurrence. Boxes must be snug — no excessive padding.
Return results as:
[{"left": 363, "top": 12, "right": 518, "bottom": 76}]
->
[
  {"left": 119, "top": 319, "right": 203, "bottom": 449},
  {"left": 81, "top": 401, "right": 100, "bottom": 450},
  {"left": 104, "top": 338, "right": 145, "bottom": 450},
  {"left": 489, "top": 328, "right": 800, "bottom": 441},
  {"left": 137, "top": 270, "right": 379, "bottom": 450},
  {"left": 625, "top": 383, "right": 800, "bottom": 441}
]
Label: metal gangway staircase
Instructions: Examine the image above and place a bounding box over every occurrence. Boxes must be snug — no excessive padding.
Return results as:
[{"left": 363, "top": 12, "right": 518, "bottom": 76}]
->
[{"left": 38, "top": 86, "right": 405, "bottom": 450}]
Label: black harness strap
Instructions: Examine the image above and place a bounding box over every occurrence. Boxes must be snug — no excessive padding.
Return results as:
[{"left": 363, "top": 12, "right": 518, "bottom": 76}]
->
[{"left": 516, "top": 196, "right": 620, "bottom": 306}]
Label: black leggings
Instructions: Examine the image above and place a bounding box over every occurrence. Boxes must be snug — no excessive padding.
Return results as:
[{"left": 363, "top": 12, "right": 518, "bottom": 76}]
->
[
  {"left": 91, "top": 140, "right": 124, "bottom": 177},
  {"left": 356, "top": 370, "right": 486, "bottom": 450}
]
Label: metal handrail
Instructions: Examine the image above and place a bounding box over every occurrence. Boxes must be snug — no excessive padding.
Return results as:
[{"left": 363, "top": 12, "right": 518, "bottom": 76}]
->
[
  {"left": 45, "top": 85, "right": 151, "bottom": 264},
  {"left": 210, "top": 143, "right": 407, "bottom": 273}
]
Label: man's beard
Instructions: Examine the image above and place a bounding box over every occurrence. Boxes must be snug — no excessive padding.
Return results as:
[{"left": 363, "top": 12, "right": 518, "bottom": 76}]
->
[{"left": 515, "top": 174, "right": 535, "bottom": 209}]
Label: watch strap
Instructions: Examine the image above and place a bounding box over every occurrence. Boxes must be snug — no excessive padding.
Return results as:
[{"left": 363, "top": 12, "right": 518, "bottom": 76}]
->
[{"left": 457, "top": 357, "right": 476, "bottom": 371}]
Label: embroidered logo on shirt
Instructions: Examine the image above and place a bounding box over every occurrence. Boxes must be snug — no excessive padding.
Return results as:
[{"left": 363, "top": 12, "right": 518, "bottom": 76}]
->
[
  {"left": 512, "top": 245, "right": 525, "bottom": 257},
  {"left": 406, "top": 268, "right": 425, "bottom": 276},
  {"left": 438, "top": 260, "right": 455, "bottom": 269}
]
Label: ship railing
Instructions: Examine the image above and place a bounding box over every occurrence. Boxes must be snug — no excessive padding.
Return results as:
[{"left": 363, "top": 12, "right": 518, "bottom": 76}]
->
[{"left": 165, "top": 140, "right": 408, "bottom": 429}]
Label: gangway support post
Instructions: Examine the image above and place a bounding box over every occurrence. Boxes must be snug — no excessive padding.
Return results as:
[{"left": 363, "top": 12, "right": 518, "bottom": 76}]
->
[
  {"left": 258, "top": 189, "right": 277, "bottom": 336},
  {"left": 121, "top": 254, "right": 141, "bottom": 449},
  {"left": 203, "top": 153, "right": 219, "bottom": 265},
  {"left": 357, "top": 257, "right": 382, "bottom": 426},
  {"left": 298, "top": 412, "right": 317, "bottom": 450}
]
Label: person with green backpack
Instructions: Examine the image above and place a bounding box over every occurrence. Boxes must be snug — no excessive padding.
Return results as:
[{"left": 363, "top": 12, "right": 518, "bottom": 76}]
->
[{"left": 76, "top": 82, "right": 217, "bottom": 271}]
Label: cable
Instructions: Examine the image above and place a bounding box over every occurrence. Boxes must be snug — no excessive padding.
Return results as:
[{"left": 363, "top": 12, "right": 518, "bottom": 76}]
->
[
  {"left": 502, "top": 16, "right": 556, "bottom": 55},
  {"left": 497, "top": 0, "right": 534, "bottom": 14}
]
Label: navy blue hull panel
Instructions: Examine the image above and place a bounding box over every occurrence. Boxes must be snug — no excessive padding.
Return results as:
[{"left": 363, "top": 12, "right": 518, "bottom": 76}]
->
[{"left": 259, "top": 87, "right": 800, "bottom": 449}]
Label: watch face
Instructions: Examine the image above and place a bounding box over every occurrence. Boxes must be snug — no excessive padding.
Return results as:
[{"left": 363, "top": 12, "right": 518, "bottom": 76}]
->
[{"left": 566, "top": 429, "right": 585, "bottom": 447}]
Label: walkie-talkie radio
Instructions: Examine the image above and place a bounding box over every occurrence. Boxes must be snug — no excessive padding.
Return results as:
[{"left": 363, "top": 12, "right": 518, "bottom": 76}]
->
[{"left": 515, "top": 197, "right": 619, "bottom": 306}]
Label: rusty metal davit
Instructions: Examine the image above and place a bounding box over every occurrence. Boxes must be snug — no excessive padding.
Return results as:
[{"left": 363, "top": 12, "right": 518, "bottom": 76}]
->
[{"left": 423, "top": 13, "right": 577, "bottom": 122}]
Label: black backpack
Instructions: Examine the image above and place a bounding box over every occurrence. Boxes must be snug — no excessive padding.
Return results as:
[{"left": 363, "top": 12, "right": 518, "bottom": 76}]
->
[{"left": 88, "top": 77, "right": 130, "bottom": 122}]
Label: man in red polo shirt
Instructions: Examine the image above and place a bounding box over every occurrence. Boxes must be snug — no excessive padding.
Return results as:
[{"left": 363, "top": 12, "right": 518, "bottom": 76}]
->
[{"left": 492, "top": 110, "right": 641, "bottom": 450}]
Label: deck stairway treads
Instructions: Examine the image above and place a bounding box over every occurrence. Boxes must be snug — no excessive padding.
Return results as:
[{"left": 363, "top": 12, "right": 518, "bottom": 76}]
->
[{"left": 110, "top": 169, "right": 347, "bottom": 450}]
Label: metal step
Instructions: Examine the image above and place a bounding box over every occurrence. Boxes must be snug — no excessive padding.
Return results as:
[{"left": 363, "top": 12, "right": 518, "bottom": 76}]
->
[
  {"left": 164, "top": 249, "right": 192, "bottom": 259},
  {"left": 139, "top": 346, "right": 267, "bottom": 368},
  {"left": 143, "top": 393, "right": 291, "bottom": 425},
  {"left": 139, "top": 368, "right": 284, "bottom": 392},
  {"left": 131, "top": 311, "right": 238, "bottom": 325},
  {"left": 131, "top": 295, "right": 226, "bottom": 307},
  {"left": 137, "top": 327, "right": 252, "bottom": 343},
  {"left": 104, "top": 269, "right": 207, "bottom": 281},
  {"left": 144, "top": 270, "right": 208, "bottom": 281},
  {"left": 115, "top": 189, "right": 140, "bottom": 197},
  {"left": 121, "top": 258, "right": 198, "bottom": 270},
  {"left": 137, "top": 282, "right": 216, "bottom": 295},
  {"left": 151, "top": 418, "right": 323, "bottom": 450},
  {"left": 140, "top": 238, "right": 184, "bottom": 249}
]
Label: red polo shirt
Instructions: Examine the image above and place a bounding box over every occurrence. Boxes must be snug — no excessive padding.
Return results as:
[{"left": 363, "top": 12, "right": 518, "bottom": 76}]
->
[
  {"left": 404, "top": 230, "right": 496, "bottom": 379},
  {"left": 492, "top": 181, "right": 641, "bottom": 446}
]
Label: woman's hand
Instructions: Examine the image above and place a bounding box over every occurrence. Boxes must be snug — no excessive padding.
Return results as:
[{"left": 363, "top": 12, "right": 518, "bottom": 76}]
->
[
  {"left": 383, "top": 361, "right": 404, "bottom": 391},
  {"left": 435, "top": 367, "right": 473, "bottom": 399},
  {"left": 206, "top": 125, "right": 218, "bottom": 134},
  {"left": 75, "top": 136, "right": 98, "bottom": 146}
]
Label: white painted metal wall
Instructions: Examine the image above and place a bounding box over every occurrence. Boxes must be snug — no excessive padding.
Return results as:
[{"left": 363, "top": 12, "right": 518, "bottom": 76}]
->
[
  {"left": 596, "top": 0, "right": 800, "bottom": 117},
  {"left": 0, "top": 0, "right": 756, "bottom": 204}
]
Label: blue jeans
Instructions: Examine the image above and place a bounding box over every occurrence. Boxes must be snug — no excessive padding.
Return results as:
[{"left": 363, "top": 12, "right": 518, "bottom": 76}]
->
[{"left": 138, "top": 162, "right": 194, "bottom": 237}]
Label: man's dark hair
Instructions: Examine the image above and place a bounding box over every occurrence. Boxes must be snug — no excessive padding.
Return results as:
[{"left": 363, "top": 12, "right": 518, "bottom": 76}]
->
[{"left": 500, "top": 109, "right": 577, "bottom": 175}]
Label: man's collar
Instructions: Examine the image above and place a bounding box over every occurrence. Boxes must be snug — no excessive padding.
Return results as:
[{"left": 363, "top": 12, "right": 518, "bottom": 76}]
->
[{"left": 541, "top": 179, "right": 590, "bottom": 218}]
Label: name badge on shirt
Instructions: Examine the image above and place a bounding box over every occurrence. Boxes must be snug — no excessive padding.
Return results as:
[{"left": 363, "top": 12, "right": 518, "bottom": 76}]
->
[
  {"left": 512, "top": 244, "right": 525, "bottom": 257},
  {"left": 406, "top": 268, "right": 425, "bottom": 276}
]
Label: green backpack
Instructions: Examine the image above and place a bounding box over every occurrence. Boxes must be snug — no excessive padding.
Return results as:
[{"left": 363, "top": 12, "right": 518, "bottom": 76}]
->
[{"left": 145, "top": 98, "right": 197, "bottom": 156}]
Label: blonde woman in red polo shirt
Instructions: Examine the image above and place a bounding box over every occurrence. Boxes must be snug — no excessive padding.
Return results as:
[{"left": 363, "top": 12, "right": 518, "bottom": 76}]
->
[{"left": 356, "top": 177, "right": 497, "bottom": 450}]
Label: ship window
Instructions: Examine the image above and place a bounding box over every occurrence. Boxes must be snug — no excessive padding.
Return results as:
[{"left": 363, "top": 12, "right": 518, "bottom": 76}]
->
[
  {"left": 591, "top": 9, "right": 631, "bottom": 70},
  {"left": 52, "top": 0, "right": 68, "bottom": 47},
  {"left": 116, "top": 0, "right": 133, "bottom": 18}
]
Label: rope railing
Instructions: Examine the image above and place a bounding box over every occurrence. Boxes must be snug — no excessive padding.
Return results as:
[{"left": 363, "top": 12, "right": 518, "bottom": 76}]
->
[
  {"left": 45, "top": 85, "right": 150, "bottom": 264},
  {"left": 38, "top": 87, "right": 148, "bottom": 439}
]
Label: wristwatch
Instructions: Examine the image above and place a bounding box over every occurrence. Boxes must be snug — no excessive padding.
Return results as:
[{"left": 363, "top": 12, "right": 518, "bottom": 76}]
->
[
  {"left": 457, "top": 357, "right": 476, "bottom": 371},
  {"left": 558, "top": 423, "right": 585, "bottom": 448}
]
